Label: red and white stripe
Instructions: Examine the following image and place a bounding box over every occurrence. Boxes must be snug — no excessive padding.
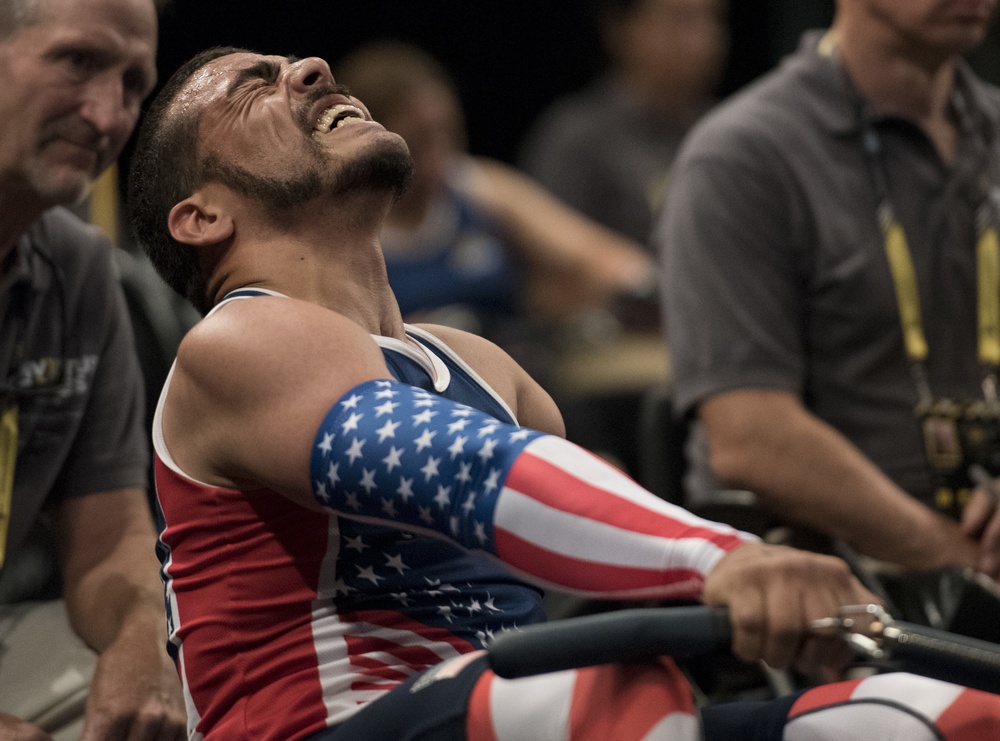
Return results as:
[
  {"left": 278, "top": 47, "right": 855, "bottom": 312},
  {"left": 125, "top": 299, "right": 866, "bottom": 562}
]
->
[
  {"left": 466, "top": 658, "right": 700, "bottom": 741},
  {"left": 493, "top": 435, "right": 753, "bottom": 599},
  {"left": 787, "top": 673, "right": 1000, "bottom": 741}
]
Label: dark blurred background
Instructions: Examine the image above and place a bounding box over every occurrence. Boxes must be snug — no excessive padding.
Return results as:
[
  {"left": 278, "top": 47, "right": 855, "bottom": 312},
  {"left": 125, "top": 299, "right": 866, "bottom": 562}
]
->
[{"left": 153, "top": 0, "right": 998, "bottom": 163}]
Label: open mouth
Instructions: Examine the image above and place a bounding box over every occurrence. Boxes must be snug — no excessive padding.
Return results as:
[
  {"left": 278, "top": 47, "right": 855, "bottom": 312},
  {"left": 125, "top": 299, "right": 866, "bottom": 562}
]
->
[{"left": 314, "top": 104, "right": 367, "bottom": 134}]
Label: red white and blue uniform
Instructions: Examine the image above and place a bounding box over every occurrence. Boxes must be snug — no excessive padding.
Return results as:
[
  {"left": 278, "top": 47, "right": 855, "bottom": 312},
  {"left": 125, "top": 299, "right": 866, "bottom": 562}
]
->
[
  {"left": 153, "top": 289, "right": 751, "bottom": 739},
  {"left": 154, "top": 289, "right": 1000, "bottom": 741}
]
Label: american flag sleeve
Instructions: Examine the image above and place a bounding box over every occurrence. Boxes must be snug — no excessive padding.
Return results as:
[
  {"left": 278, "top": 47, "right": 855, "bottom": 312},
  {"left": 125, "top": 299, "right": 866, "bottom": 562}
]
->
[{"left": 310, "top": 380, "right": 756, "bottom": 600}]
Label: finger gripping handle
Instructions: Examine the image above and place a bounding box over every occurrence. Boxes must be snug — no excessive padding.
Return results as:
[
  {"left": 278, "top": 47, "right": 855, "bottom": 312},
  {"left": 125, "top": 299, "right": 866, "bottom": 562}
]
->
[{"left": 486, "top": 606, "right": 731, "bottom": 679}]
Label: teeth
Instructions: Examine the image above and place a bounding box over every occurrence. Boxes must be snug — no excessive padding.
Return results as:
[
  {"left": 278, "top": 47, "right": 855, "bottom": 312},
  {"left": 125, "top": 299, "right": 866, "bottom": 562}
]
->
[{"left": 314, "top": 103, "right": 365, "bottom": 133}]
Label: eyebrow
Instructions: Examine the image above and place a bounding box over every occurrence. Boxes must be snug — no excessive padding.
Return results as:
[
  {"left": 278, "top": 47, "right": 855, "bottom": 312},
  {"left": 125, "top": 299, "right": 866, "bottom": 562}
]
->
[{"left": 226, "top": 55, "right": 301, "bottom": 97}]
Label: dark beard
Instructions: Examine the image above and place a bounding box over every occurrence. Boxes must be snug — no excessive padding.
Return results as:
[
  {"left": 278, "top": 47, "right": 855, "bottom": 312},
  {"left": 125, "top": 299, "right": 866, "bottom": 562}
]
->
[
  {"left": 200, "top": 153, "right": 323, "bottom": 211},
  {"left": 199, "top": 137, "right": 412, "bottom": 213},
  {"left": 329, "top": 137, "right": 413, "bottom": 201}
]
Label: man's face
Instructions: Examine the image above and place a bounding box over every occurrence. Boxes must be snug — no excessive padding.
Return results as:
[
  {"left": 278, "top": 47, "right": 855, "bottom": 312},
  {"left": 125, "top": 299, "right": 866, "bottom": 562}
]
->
[
  {"left": 0, "top": 0, "right": 157, "bottom": 208},
  {"left": 614, "top": 0, "right": 729, "bottom": 102},
  {"left": 184, "top": 52, "right": 411, "bottom": 210},
  {"left": 857, "top": 0, "right": 997, "bottom": 55}
]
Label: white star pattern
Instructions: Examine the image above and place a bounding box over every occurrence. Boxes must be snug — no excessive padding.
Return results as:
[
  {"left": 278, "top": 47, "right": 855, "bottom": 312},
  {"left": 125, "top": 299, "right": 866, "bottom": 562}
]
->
[
  {"left": 448, "top": 435, "right": 467, "bottom": 460},
  {"left": 396, "top": 477, "right": 415, "bottom": 502},
  {"left": 414, "top": 428, "right": 436, "bottom": 453},
  {"left": 461, "top": 492, "right": 476, "bottom": 515},
  {"left": 356, "top": 565, "right": 383, "bottom": 585},
  {"left": 308, "top": 376, "right": 546, "bottom": 649},
  {"left": 385, "top": 553, "right": 410, "bottom": 574},
  {"left": 341, "top": 412, "right": 363, "bottom": 434},
  {"left": 478, "top": 438, "right": 498, "bottom": 463},
  {"left": 340, "top": 393, "right": 362, "bottom": 410},
  {"left": 359, "top": 468, "right": 377, "bottom": 494},
  {"left": 433, "top": 485, "right": 452, "bottom": 510},
  {"left": 412, "top": 409, "right": 437, "bottom": 425},
  {"left": 345, "top": 438, "right": 365, "bottom": 464},
  {"left": 483, "top": 468, "right": 501, "bottom": 493},
  {"left": 421, "top": 456, "right": 440, "bottom": 482},
  {"left": 375, "top": 400, "right": 400, "bottom": 417},
  {"left": 375, "top": 418, "right": 401, "bottom": 442},
  {"left": 447, "top": 418, "right": 470, "bottom": 434},
  {"left": 317, "top": 432, "right": 334, "bottom": 454},
  {"left": 326, "top": 462, "right": 340, "bottom": 486},
  {"left": 344, "top": 535, "right": 368, "bottom": 553},
  {"left": 509, "top": 429, "right": 531, "bottom": 442},
  {"left": 454, "top": 462, "right": 473, "bottom": 485},
  {"left": 383, "top": 446, "right": 404, "bottom": 472}
]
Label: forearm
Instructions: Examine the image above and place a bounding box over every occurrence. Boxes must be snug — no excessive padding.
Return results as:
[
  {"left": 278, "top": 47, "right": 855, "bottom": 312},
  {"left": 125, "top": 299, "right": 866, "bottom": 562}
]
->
[
  {"left": 58, "top": 489, "right": 167, "bottom": 654},
  {"left": 464, "top": 158, "right": 654, "bottom": 302},
  {"left": 700, "top": 390, "right": 979, "bottom": 571},
  {"left": 311, "top": 380, "right": 754, "bottom": 600}
]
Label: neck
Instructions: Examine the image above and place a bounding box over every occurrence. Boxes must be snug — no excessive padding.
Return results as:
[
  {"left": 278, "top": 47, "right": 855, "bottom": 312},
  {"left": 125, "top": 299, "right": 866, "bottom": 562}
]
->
[
  {"left": 384, "top": 186, "right": 432, "bottom": 231},
  {"left": 829, "top": 21, "right": 957, "bottom": 123},
  {"left": 213, "top": 192, "right": 406, "bottom": 339}
]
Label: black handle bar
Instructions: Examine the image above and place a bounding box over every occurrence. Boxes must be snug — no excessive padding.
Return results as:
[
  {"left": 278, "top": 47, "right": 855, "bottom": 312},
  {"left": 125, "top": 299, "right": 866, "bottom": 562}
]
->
[
  {"left": 486, "top": 605, "right": 731, "bottom": 679},
  {"left": 881, "top": 621, "right": 1000, "bottom": 693},
  {"left": 485, "top": 605, "right": 1000, "bottom": 694}
]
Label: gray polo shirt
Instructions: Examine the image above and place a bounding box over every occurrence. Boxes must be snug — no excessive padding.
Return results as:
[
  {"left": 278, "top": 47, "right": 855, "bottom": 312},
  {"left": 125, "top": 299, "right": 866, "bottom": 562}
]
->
[
  {"left": 658, "top": 31, "right": 1000, "bottom": 507},
  {"left": 0, "top": 208, "right": 147, "bottom": 566}
]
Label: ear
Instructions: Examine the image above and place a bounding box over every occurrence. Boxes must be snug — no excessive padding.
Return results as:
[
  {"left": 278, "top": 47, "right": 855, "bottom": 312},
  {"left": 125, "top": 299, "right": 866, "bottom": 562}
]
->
[{"left": 168, "top": 191, "right": 234, "bottom": 247}]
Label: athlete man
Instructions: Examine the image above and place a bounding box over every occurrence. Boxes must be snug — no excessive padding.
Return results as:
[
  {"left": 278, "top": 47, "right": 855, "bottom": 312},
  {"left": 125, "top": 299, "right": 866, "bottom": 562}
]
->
[{"left": 127, "top": 47, "right": 1000, "bottom": 740}]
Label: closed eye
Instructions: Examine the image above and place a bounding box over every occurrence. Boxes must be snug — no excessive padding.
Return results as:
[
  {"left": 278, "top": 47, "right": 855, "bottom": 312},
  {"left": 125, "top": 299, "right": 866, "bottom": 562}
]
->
[{"left": 227, "top": 57, "right": 299, "bottom": 97}]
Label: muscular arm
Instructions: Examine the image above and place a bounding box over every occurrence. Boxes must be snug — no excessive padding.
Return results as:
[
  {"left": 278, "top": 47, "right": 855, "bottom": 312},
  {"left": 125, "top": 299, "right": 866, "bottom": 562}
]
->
[
  {"left": 55, "top": 488, "right": 185, "bottom": 741},
  {"left": 460, "top": 157, "right": 656, "bottom": 318},
  {"left": 699, "top": 389, "right": 980, "bottom": 572},
  {"left": 167, "top": 297, "right": 749, "bottom": 601}
]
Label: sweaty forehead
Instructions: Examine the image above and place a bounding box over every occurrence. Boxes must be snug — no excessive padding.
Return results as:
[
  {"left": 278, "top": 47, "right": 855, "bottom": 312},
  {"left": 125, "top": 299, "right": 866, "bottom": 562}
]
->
[{"left": 171, "top": 52, "right": 290, "bottom": 112}]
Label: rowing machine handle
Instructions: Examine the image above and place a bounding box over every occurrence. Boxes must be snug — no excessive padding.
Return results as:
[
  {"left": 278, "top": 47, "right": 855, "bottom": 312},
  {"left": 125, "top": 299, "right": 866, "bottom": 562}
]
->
[{"left": 486, "top": 605, "right": 731, "bottom": 679}]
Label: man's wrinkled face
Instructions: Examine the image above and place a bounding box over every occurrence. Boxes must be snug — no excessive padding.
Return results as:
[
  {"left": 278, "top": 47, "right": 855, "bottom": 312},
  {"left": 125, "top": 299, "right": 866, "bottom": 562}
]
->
[
  {"left": 0, "top": 0, "right": 157, "bottom": 207},
  {"left": 180, "top": 52, "right": 412, "bottom": 211}
]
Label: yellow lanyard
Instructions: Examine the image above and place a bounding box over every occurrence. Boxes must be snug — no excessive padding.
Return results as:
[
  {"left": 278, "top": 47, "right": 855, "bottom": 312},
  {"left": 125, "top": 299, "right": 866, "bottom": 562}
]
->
[
  {"left": 0, "top": 402, "right": 16, "bottom": 570},
  {"left": 879, "top": 204, "right": 1000, "bottom": 365},
  {"left": 864, "top": 118, "right": 1000, "bottom": 403}
]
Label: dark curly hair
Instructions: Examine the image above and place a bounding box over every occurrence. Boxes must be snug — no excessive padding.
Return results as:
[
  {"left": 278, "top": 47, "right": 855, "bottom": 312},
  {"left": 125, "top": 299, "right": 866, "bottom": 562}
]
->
[{"left": 126, "top": 46, "right": 251, "bottom": 315}]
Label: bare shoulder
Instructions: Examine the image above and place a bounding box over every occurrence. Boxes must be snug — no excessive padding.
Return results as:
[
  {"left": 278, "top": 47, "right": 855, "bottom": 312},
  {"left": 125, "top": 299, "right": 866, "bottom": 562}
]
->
[
  {"left": 412, "top": 323, "right": 565, "bottom": 436},
  {"left": 166, "top": 297, "right": 394, "bottom": 488},
  {"left": 177, "top": 296, "right": 385, "bottom": 394}
]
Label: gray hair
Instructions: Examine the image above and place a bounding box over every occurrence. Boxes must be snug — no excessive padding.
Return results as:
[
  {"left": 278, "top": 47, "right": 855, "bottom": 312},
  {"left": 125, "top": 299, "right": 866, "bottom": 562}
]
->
[{"left": 0, "top": 0, "right": 170, "bottom": 40}]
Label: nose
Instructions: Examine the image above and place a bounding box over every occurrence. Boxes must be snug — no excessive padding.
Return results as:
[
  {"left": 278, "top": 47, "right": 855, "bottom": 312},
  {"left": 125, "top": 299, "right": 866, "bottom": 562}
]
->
[
  {"left": 288, "top": 57, "right": 337, "bottom": 93},
  {"left": 79, "top": 74, "right": 134, "bottom": 142}
]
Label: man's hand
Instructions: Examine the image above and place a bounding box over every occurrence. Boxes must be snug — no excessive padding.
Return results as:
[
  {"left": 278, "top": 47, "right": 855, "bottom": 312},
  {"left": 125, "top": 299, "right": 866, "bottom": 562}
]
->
[
  {"left": 961, "top": 474, "right": 1000, "bottom": 579},
  {"left": 0, "top": 714, "right": 53, "bottom": 741},
  {"left": 78, "top": 617, "right": 185, "bottom": 741},
  {"left": 702, "top": 542, "right": 880, "bottom": 673}
]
